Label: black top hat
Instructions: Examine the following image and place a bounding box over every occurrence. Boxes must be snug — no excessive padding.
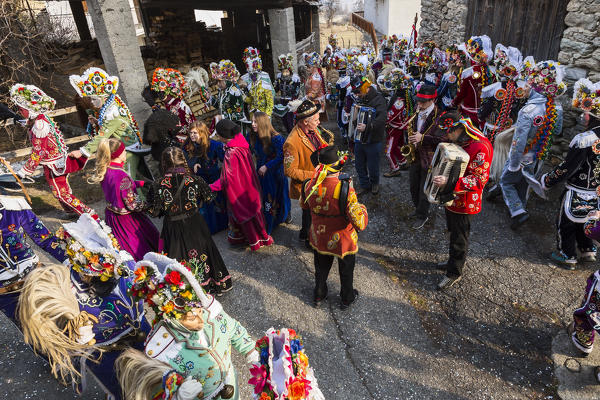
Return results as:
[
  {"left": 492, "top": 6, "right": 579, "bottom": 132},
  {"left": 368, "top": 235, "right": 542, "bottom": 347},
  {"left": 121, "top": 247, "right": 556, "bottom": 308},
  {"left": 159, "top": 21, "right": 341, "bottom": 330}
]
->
[
  {"left": 215, "top": 119, "right": 241, "bottom": 139},
  {"left": 350, "top": 75, "right": 368, "bottom": 93},
  {"left": 310, "top": 145, "right": 341, "bottom": 168},
  {"left": 415, "top": 84, "right": 437, "bottom": 102},
  {"left": 295, "top": 99, "right": 321, "bottom": 120}
]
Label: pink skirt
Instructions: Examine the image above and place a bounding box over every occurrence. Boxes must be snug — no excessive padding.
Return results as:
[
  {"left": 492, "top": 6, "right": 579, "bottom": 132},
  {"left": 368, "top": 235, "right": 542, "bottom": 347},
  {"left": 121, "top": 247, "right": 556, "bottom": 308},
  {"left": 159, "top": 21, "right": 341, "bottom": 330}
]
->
[{"left": 227, "top": 214, "right": 274, "bottom": 251}]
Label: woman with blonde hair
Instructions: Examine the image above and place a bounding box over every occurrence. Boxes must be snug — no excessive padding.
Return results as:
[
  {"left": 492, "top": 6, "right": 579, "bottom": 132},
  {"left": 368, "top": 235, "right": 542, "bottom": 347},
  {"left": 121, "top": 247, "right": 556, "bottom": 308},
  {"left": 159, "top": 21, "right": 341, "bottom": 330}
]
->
[
  {"left": 183, "top": 120, "right": 228, "bottom": 234},
  {"left": 88, "top": 138, "right": 159, "bottom": 260},
  {"left": 251, "top": 111, "right": 291, "bottom": 234}
]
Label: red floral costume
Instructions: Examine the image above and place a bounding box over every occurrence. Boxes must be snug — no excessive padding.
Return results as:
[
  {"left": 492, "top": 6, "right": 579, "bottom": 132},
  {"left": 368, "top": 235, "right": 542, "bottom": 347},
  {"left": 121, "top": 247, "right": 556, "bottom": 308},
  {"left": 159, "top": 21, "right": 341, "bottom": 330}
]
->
[
  {"left": 20, "top": 115, "right": 91, "bottom": 214},
  {"left": 446, "top": 134, "right": 493, "bottom": 215},
  {"left": 385, "top": 94, "right": 411, "bottom": 170},
  {"left": 452, "top": 65, "right": 493, "bottom": 130}
]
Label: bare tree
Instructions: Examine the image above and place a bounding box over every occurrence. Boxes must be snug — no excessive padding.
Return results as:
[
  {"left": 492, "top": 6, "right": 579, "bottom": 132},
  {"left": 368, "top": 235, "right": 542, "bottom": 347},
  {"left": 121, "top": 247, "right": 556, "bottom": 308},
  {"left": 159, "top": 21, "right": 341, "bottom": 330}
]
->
[
  {"left": 353, "top": 0, "right": 365, "bottom": 11},
  {"left": 321, "top": 0, "right": 341, "bottom": 27}
]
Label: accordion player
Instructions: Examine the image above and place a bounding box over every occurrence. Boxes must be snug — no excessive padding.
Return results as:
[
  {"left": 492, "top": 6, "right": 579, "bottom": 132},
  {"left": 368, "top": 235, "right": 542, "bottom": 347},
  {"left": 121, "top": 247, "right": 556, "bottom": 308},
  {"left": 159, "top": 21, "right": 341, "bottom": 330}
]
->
[
  {"left": 424, "top": 143, "right": 470, "bottom": 205},
  {"left": 350, "top": 105, "right": 376, "bottom": 143}
]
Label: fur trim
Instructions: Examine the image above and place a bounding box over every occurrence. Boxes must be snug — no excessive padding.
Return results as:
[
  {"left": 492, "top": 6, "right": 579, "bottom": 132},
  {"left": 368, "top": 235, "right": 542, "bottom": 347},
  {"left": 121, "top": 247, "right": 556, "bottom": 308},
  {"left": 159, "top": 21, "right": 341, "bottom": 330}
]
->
[
  {"left": 569, "top": 130, "right": 599, "bottom": 149},
  {"left": 461, "top": 67, "right": 474, "bottom": 79},
  {"left": 481, "top": 82, "right": 502, "bottom": 99}
]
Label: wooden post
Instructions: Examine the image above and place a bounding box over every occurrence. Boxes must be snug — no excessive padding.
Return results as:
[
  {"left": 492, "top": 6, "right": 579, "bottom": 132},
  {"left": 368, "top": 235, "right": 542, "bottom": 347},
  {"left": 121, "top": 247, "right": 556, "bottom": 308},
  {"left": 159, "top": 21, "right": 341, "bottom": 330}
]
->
[{"left": 69, "top": 0, "right": 92, "bottom": 41}]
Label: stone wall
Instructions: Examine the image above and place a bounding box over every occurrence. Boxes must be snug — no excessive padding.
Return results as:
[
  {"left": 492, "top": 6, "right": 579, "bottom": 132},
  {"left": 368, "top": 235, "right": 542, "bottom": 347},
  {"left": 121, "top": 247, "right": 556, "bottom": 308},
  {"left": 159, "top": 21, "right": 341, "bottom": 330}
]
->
[{"left": 418, "top": 0, "right": 468, "bottom": 48}]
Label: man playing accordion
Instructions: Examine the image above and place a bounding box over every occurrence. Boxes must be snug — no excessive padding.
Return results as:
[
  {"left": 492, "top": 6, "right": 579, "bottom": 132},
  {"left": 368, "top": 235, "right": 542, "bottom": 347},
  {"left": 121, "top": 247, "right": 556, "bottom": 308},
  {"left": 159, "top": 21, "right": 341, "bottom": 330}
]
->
[{"left": 432, "top": 113, "right": 493, "bottom": 290}]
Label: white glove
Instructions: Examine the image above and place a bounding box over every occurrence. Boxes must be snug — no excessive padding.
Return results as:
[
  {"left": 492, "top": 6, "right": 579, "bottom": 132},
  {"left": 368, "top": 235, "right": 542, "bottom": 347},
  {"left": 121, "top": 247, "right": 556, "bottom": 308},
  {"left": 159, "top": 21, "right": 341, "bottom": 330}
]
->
[
  {"left": 76, "top": 324, "right": 95, "bottom": 345},
  {"left": 246, "top": 349, "right": 259, "bottom": 365},
  {"left": 173, "top": 377, "right": 204, "bottom": 400}
]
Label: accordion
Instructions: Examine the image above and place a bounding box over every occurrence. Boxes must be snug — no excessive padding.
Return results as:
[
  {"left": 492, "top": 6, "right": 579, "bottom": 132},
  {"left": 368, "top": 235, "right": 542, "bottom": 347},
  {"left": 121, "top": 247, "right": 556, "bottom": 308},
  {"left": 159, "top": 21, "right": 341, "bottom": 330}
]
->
[
  {"left": 349, "top": 105, "right": 376, "bottom": 143},
  {"left": 424, "top": 143, "right": 470, "bottom": 205}
]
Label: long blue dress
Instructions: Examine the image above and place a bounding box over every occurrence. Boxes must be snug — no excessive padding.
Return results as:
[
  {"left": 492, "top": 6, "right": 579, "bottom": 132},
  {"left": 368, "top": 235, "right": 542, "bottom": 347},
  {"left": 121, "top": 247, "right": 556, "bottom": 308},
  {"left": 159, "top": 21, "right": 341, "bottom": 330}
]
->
[
  {"left": 184, "top": 140, "right": 229, "bottom": 234},
  {"left": 253, "top": 135, "right": 291, "bottom": 234}
]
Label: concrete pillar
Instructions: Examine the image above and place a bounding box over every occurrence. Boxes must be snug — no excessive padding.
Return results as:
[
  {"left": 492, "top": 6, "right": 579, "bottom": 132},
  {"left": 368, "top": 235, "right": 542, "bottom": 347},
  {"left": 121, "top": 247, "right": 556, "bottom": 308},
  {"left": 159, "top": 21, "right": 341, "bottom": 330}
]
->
[
  {"left": 311, "top": 6, "right": 320, "bottom": 54},
  {"left": 69, "top": 1, "right": 92, "bottom": 41},
  {"left": 86, "top": 0, "right": 150, "bottom": 125},
  {"left": 268, "top": 7, "right": 297, "bottom": 73}
]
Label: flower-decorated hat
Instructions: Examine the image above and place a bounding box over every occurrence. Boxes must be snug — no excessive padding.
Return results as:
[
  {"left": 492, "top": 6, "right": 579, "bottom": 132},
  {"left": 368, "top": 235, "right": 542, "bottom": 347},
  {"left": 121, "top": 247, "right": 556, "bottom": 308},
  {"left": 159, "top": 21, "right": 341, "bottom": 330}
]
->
[
  {"left": 210, "top": 59, "right": 240, "bottom": 82},
  {"left": 56, "top": 213, "right": 132, "bottom": 281},
  {"left": 151, "top": 68, "right": 188, "bottom": 99},
  {"left": 493, "top": 44, "right": 523, "bottom": 80},
  {"left": 306, "top": 52, "right": 322, "bottom": 67},
  {"left": 527, "top": 60, "right": 565, "bottom": 97},
  {"left": 243, "top": 47, "right": 263, "bottom": 73},
  {"left": 249, "top": 328, "right": 325, "bottom": 400},
  {"left": 347, "top": 55, "right": 365, "bottom": 77},
  {"left": 10, "top": 84, "right": 56, "bottom": 116},
  {"left": 328, "top": 33, "right": 338, "bottom": 48},
  {"left": 390, "top": 68, "right": 412, "bottom": 90},
  {"left": 572, "top": 78, "right": 600, "bottom": 115},
  {"left": 70, "top": 67, "right": 119, "bottom": 97},
  {"left": 278, "top": 54, "right": 294, "bottom": 73},
  {"left": 130, "top": 252, "right": 214, "bottom": 321},
  {"left": 465, "top": 35, "right": 492, "bottom": 63},
  {"left": 446, "top": 44, "right": 467, "bottom": 67}
]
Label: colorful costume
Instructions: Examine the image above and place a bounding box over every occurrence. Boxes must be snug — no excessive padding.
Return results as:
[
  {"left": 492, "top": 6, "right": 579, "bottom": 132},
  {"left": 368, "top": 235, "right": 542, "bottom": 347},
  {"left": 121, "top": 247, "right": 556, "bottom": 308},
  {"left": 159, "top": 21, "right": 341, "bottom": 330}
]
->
[
  {"left": 210, "top": 129, "right": 273, "bottom": 251},
  {"left": 210, "top": 60, "right": 245, "bottom": 122},
  {"left": 0, "top": 184, "right": 66, "bottom": 321},
  {"left": 571, "top": 270, "right": 600, "bottom": 355},
  {"left": 184, "top": 140, "right": 229, "bottom": 234},
  {"left": 241, "top": 47, "right": 274, "bottom": 116},
  {"left": 147, "top": 169, "right": 231, "bottom": 293},
  {"left": 451, "top": 36, "right": 495, "bottom": 129},
  {"left": 151, "top": 67, "right": 196, "bottom": 133},
  {"left": 70, "top": 67, "right": 148, "bottom": 181},
  {"left": 118, "top": 253, "right": 258, "bottom": 400},
  {"left": 305, "top": 53, "right": 327, "bottom": 117},
  {"left": 11, "top": 84, "right": 91, "bottom": 215},
  {"left": 19, "top": 213, "right": 149, "bottom": 399},
  {"left": 249, "top": 328, "right": 325, "bottom": 400},
  {"left": 274, "top": 53, "right": 302, "bottom": 133},
  {"left": 438, "top": 118, "right": 492, "bottom": 279},
  {"left": 101, "top": 161, "right": 159, "bottom": 260},
  {"left": 253, "top": 134, "right": 291, "bottom": 235},
  {"left": 499, "top": 60, "right": 564, "bottom": 220},
  {"left": 542, "top": 78, "right": 600, "bottom": 265},
  {"left": 384, "top": 69, "right": 415, "bottom": 173},
  {"left": 301, "top": 146, "right": 368, "bottom": 307}
]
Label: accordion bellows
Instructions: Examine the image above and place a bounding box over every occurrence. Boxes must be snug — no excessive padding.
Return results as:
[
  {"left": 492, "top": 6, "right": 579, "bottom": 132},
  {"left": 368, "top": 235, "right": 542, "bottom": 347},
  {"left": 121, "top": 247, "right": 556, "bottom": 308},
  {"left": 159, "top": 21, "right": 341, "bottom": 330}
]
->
[{"left": 424, "top": 143, "right": 470, "bottom": 206}]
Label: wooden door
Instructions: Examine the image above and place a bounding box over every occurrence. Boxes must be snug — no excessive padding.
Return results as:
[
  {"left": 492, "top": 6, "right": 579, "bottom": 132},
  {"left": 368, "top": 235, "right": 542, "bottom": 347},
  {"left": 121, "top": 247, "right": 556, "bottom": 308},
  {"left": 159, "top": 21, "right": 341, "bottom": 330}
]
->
[{"left": 464, "top": 0, "right": 568, "bottom": 60}]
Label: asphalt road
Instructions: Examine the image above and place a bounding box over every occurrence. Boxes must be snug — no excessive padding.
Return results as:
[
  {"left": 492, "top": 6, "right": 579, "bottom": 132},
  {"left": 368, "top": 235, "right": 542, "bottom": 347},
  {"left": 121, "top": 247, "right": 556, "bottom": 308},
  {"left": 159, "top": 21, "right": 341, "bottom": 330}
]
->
[{"left": 1, "top": 127, "right": 598, "bottom": 399}]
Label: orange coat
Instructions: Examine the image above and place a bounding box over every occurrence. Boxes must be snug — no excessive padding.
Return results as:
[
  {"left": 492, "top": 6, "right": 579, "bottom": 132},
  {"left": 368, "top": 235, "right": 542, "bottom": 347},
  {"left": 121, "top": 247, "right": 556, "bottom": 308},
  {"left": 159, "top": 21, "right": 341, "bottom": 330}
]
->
[
  {"left": 283, "top": 125, "right": 331, "bottom": 199},
  {"left": 300, "top": 173, "right": 368, "bottom": 258}
]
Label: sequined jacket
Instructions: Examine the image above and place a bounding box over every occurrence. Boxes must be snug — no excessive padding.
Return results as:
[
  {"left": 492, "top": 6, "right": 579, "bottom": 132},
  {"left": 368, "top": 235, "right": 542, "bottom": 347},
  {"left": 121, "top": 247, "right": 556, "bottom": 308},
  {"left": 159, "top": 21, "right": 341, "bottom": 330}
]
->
[
  {"left": 144, "top": 299, "right": 254, "bottom": 400},
  {"left": 244, "top": 80, "right": 274, "bottom": 116},
  {"left": 147, "top": 172, "right": 215, "bottom": 218},
  {"left": 301, "top": 174, "right": 368, "bottom": 258},
  {"left": 479, "top": 81, "right": 528, "bottom": 134},
  {"left": 0, "top": 195, "right": 66, "bottom": 289},
  {"left": 21, "top": 114, "right": 69, "bottom": 176},
  {"left": 446, "top": 135, "right": 493, "bottom": 215},
  {"left": 211, "top": 82, "right": 245, "bottom": 122},
  {"left": 506, "top": 91, "right": 563, "bottom": 171}
]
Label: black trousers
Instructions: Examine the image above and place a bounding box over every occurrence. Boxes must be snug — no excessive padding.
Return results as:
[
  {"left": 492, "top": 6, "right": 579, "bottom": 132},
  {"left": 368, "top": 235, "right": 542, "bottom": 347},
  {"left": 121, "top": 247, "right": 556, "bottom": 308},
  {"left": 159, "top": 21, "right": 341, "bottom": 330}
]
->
[
  {"left": 445, "top": 209, "right": 472, "bottom": 277},
  {"left": 409, "top": 163, "right": 430, "bottom": 218},
  {"left": 313, "top": 251, "right": 356, "bottom": 303},
  {"left": 557, "top": 207, "right": 595, "bottom": 258},
  {"left": 300, "top": 208, "right": 311, "bottom": 239}
]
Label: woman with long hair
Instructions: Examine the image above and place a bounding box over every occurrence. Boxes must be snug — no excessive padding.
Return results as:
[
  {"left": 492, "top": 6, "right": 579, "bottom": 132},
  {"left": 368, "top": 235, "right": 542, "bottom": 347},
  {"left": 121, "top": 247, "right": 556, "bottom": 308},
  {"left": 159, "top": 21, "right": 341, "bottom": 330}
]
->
[
  {"left": 147, "top": 146, "right": 232, "bottom": 294},
  {"left": 251, "top": 112, "right": 291, "bottom": 234},
  {"left": 183, "top": 120, "right": 228, "bottom": 234},
  {"left": 88, "top": 138, "right": 159, "bottom": 260},
  {"left": 210, "top": 119, "right": 274, "bottom": 251}
]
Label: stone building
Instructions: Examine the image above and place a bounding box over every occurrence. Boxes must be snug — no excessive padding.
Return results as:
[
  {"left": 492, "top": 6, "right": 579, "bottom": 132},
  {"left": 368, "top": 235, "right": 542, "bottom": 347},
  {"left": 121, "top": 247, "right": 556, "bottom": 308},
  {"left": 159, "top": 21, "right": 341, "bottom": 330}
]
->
[{"left": 419, "top": 0, "right": 600, "bottom": 136}]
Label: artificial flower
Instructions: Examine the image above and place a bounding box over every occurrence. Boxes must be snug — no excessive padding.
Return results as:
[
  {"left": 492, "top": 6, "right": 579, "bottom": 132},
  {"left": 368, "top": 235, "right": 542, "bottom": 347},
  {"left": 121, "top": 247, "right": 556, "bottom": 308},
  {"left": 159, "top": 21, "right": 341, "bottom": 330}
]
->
[
  {"left": 287, "top": 377, "right": 311, "bottom": 400},
  {"left": 248, "top": 364, "right": 270, "bottom": 394}
]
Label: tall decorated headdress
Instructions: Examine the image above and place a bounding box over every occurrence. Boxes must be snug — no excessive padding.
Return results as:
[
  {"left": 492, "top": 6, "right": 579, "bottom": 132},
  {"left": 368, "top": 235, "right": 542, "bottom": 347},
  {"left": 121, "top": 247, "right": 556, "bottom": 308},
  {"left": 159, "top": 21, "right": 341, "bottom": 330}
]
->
[
  {"left": 151, "top": 68, "right": 188, "bottom": 99},
  {"left": 278, "top": 53, "right": 294, "bottom": 73},
  {"left": 69, "top": 67, "right": 119, "bottom": 98},
  {"left": 446, "top": 44, "right": 467, "bottom": 67},
  {"left": 572, "top": 78, "right": 600, "bottom": 116},
  {"left": 243, "top": 47, "right": 263, "bottom": 73},
  {"left": 249, "top": 328, "right": 325, "bottom": 400},
  {"left": 523, "top": 60, "right": 565, "bottom": 160},
  {"left": 306, "top": 52, "right": 322, "bottom": 67},
  {"left": 390, "top": 68, "right": 413, "bottom": 90},
  {"left": 328, "top": 33, "right": 338, "bottom": 48},
  {"left": 465, "top": 35, "right": 493, "bottom": 64},
  {"left": 333, "top": 53, "right": 347, "bottom": 72},
  {"left": 130, "top": 252, "right": 214, "bottom": 322},
  {"left": 55, "top": 213, "right": 132, "bottom": 281},
  {"left": 10, "top": 84, "right": 56, "bottom": 116},
  {"left": 493, "top": 44, "right": 523, "bottom": 80},
  {"left": 210, "top": 59, "right": 240, "bottom": 82},
  {"left": 347, "top": 55, "right": 365, "bottom": 77}
]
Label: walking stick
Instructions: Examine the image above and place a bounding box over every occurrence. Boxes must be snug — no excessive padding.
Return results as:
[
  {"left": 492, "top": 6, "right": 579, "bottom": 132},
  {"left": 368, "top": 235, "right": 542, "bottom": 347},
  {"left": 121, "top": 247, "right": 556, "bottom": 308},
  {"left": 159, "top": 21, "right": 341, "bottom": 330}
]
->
[{"left": 0, "top": 158, "right": 32, "bottom": 204}]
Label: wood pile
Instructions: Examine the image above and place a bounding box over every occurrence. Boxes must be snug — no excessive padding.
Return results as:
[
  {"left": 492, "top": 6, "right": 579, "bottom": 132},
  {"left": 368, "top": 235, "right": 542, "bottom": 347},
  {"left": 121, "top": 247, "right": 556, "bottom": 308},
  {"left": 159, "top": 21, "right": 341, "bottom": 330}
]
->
[
  {"left": 56, "top": 41, "right": 104, "bottom": 75},
  {"left": 185, "top": 84, "right": 219, "bottom": 120}
]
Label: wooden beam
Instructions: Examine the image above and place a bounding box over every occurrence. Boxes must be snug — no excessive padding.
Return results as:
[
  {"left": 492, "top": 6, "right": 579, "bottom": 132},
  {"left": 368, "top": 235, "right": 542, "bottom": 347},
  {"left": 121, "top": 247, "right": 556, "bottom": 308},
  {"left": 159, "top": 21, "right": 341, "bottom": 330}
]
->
[
  {"left": 0, "top": 107, "right": 77, "bottom": 127},
  {"left": 0, "top": 134, "right": 90, "bottom": 160},
  {"left": 69, "top": 1, "right": 92, "bottom": 41},
  {"left": 140, "top": 0, "right": 292, "bottom": 10}
]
